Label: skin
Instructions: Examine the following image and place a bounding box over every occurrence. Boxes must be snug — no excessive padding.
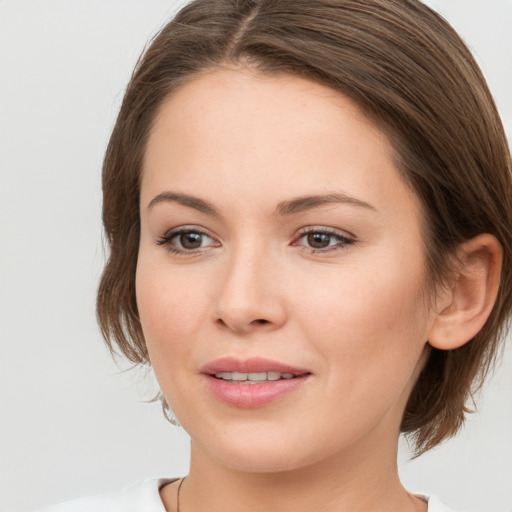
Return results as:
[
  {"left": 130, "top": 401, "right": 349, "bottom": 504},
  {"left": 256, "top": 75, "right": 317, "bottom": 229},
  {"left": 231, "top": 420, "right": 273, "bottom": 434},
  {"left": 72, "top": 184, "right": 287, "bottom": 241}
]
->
[{"left": 136, "top": 66, "right": 447, "bottom": 512}]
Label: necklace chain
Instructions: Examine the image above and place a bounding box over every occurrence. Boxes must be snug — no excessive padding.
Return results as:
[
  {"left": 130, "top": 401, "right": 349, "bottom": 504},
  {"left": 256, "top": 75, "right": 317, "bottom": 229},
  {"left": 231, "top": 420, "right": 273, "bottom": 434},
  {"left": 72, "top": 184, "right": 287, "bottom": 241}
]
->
[{"left": 176, "top": 477, "right": 185, "bottom": 512}]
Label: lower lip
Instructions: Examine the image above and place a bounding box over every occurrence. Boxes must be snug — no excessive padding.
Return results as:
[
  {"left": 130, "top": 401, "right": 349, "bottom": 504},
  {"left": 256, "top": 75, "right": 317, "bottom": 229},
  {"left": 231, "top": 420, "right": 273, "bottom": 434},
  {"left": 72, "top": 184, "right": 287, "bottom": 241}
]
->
[{"left": 204, "top": 375, "right": 310, "bottom": 408}]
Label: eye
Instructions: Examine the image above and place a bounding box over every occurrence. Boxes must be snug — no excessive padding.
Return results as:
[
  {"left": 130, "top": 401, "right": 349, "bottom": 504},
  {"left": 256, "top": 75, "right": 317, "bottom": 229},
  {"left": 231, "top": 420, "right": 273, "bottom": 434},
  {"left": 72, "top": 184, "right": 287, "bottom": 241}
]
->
[
  {"left": 294, "top": 227, "right": 355, "bottom": 253},
  {"left": 305, "top": 232, "right": 336, "bottom": 249},
  {"left": 156, "top": 227, "right": 219, "bottom": 254},
  {"left": 174, "top": 231, "right": 210, "bottom": 250}
]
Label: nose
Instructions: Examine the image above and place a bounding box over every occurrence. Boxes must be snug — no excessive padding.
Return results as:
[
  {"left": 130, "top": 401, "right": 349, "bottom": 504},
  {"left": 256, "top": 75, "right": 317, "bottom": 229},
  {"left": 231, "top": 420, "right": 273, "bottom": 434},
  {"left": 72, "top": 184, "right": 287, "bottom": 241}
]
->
[{"left": 212, "top": 244, "right": 288, "bottom": 335}]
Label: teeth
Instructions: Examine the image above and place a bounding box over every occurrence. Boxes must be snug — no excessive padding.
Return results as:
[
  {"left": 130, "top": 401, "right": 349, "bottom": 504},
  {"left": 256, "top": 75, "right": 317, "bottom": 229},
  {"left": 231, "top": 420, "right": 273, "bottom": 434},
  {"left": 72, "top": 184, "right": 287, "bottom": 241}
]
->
[
  {"left": 214, "top": 371, "right": 297, "bottom": 382},
  {"left": 248, "top": 372, "right": 267, "bottom": 381}
]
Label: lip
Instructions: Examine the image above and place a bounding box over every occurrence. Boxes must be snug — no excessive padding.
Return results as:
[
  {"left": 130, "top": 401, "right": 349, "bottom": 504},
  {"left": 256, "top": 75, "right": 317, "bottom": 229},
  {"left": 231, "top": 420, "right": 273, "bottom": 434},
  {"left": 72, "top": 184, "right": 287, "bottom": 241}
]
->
[
  {"left": 201, "top": 356, "right": 310, "bottom": 375},
  {"left": 201, "top": 357, "right": 311, "bottom": 408}
]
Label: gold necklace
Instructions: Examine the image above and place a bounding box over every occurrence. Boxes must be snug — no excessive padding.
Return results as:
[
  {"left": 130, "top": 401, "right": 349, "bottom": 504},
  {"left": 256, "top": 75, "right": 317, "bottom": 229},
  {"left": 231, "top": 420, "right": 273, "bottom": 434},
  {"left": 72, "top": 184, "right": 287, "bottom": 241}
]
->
[{"left": 176, "top": 477, "right": 186, "bottom": 512}]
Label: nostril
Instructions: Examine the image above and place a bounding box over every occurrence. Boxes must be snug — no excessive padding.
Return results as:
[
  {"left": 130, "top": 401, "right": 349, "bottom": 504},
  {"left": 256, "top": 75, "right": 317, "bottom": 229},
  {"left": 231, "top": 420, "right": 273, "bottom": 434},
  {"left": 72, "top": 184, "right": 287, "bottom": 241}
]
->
[{"left": 254, "top": 319, "right": 269, "bottom": 325}]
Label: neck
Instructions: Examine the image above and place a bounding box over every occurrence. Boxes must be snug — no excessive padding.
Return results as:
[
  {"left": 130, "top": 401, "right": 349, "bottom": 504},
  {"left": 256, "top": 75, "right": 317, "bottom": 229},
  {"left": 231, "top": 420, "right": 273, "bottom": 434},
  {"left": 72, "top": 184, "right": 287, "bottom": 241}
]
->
[{"left": 168, "top": 434, "right": 425, "bottom": 512}]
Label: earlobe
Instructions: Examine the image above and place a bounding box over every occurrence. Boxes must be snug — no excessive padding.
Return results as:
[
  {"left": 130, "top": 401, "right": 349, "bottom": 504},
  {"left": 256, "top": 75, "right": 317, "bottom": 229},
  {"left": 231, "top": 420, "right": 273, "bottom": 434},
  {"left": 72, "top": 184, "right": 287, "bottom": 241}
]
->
[{"left": 428, "top": 234, "right": 503, "bottom": 351}]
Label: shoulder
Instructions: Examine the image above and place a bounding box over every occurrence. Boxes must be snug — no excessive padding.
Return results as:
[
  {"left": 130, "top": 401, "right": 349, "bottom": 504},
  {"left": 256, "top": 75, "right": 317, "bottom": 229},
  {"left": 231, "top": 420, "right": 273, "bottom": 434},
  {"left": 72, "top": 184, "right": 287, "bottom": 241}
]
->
[
  {"left": 37, "top": 483, "right": 458, "bottom": 512},
  {"left": 36, "top": 478, "right": 177, "bottom": 512}
]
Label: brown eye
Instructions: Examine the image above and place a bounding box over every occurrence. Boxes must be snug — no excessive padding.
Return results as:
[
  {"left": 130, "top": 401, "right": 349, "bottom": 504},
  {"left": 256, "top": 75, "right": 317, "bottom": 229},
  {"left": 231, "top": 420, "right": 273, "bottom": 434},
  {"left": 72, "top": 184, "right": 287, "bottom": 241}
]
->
[
  {"left": 178, "top": 231, "right": 204, "bottom": 249},
  {"left": 295, "top": 228, "right": 354, "bottom": 253},
  {"left": 307, "top": 232, "right": 332, "bottom": 249},
  {"left": 156, "top": 227, "right": 220, "bottom": 254}
]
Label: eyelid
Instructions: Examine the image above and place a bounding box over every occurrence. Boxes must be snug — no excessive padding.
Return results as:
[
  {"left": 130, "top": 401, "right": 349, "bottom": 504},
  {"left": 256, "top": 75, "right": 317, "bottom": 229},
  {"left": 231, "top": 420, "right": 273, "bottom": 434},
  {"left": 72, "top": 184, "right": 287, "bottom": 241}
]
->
[
  {"left": 155, "top": 225, "right": 221, "bottom": 254},
  {"left": 295, "top": 225, "right": 356, "bottom": 239},
  {"left": 292, "top": 226, "right": 357, "bottom": 253}
]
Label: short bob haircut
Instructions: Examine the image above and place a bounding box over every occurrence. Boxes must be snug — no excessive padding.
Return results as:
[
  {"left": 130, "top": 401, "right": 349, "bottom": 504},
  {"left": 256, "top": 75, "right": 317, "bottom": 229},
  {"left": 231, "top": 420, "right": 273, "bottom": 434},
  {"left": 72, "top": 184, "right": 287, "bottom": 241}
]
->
[{"left": 97, "top": 0, "right": 512, "bottom": 455}]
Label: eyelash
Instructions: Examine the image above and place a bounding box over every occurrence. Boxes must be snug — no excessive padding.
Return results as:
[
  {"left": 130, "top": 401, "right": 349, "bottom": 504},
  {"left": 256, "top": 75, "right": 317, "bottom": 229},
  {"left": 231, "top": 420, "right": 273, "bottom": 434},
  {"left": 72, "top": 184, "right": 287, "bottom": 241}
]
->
[
  {"left": 156, "top": 226, "right": 218, "bottom": 255},
  {"left": 293, "top": 227, "right": 355, "bottom": 254},
  {"left": 155, "top": 226, "right": 355, "bottom": 255}
]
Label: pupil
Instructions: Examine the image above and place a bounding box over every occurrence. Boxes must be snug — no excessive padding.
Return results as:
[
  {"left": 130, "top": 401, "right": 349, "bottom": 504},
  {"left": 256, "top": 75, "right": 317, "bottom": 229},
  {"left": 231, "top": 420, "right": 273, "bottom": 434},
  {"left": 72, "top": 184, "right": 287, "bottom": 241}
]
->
[
  {"left": 180, "top": 232, "right": 202, "bottom": 249},
  {"left": 307, "top": 232, "right": 330, "bottom": 248}
]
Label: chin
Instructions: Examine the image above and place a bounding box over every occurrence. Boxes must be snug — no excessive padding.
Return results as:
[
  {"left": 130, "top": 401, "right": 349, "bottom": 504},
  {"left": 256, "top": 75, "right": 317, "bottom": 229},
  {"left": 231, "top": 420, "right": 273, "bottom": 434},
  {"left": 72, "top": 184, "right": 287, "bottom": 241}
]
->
[
  {"left": 189, "top": 420, "right": 337, "bottom": 475},
  {"left": 211, "top": 445, "right": 313, "bottom": 474}
]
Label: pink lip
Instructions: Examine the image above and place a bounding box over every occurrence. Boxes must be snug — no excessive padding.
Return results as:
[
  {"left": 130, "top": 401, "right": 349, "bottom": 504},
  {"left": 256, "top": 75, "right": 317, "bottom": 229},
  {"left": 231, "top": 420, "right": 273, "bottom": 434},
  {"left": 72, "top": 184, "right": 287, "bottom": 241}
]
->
[
  {"left": 201, "top": 356, "right": 310, "bottom": 375},
  {"left": 201, "top": 357, "right": 311, "bottom": 408}
]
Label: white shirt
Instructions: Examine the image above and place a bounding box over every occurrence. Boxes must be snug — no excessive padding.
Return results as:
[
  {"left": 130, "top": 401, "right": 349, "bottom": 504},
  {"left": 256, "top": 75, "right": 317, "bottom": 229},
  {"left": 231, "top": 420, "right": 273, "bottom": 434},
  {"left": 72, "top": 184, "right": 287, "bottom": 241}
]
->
[{"left": 36, "top": 478, "right": 456, "bottom": 512}]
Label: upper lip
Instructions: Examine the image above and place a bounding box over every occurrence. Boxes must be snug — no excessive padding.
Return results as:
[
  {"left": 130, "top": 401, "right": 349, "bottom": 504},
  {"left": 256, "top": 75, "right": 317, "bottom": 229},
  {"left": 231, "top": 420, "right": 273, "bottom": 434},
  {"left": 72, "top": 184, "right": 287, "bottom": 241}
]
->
[{"left": 201, "top": 357, "right": 310, "bottom": 376}]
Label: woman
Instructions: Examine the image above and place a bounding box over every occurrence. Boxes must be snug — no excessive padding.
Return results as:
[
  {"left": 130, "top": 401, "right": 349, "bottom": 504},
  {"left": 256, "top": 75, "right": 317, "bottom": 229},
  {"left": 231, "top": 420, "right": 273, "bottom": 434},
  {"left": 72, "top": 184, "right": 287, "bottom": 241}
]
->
[{"left": 39, "top": 0, "right": 512, "bottom": 511}]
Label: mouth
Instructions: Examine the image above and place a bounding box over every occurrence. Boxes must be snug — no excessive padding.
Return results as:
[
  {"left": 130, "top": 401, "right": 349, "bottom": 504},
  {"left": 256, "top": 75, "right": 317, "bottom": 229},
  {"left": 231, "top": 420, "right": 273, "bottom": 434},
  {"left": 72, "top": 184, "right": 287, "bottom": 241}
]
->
[
  {"left": 201, "top": 357, "right": 311, "bottom": 407},
  {"left": 201, "top": 356, "right": 311, "bottom": 380},
  {"left": 212, "top": 371, "right": 304, "bottom": 384}
]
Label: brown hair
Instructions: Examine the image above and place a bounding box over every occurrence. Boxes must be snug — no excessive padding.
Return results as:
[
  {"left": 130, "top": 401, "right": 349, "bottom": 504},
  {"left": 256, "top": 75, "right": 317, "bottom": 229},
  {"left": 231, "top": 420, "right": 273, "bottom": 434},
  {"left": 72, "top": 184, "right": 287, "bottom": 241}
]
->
[{"left": 97, "top": 0, "right": 512, "bottom": 455}]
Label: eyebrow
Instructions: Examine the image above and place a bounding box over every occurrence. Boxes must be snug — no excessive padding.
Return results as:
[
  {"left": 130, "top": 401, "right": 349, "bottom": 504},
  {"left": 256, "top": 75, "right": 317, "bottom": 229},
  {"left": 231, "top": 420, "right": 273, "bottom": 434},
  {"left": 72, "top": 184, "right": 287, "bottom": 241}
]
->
[
  {"left": 274, "top": 193, "right": 377, "bottom": 216},
  {"left": 147, "top": 192, "right": 220, "bottom": 216},
  {"left": 147, "top": 191, "right": 377, "bottom": 216}
]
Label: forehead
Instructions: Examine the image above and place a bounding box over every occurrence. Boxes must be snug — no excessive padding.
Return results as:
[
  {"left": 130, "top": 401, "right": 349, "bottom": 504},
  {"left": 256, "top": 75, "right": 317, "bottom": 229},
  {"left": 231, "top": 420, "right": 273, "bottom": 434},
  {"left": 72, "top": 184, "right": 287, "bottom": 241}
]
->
[{"left": 141, "top": 66, "right": 421, "bottom": 224}]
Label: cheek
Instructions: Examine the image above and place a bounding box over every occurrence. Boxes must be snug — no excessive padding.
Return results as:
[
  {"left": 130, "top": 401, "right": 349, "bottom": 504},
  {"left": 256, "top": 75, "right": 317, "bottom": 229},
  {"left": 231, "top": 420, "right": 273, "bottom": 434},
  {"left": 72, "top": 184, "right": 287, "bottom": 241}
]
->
[
  {"left": 135, "top": 256, "right": 210, "bottom": 366},
  {"left": 294, "top": 255, "right": 430, "bottom": 390}
]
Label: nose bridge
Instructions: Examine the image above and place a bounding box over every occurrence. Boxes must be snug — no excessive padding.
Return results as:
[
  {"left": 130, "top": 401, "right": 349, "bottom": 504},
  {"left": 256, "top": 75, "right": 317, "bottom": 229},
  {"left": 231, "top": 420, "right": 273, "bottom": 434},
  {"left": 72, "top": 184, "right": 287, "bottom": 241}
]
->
[{"left": 213, "top": 238, "right": 286, "bottom": 333}]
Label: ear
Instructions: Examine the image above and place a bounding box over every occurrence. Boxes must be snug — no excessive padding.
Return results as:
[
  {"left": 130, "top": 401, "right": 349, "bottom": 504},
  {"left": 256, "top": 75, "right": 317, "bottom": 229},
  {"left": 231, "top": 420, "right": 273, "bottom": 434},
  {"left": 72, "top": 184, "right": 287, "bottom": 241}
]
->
[{"left": 428, "top": 234, "right": 503, "bottom": 350}]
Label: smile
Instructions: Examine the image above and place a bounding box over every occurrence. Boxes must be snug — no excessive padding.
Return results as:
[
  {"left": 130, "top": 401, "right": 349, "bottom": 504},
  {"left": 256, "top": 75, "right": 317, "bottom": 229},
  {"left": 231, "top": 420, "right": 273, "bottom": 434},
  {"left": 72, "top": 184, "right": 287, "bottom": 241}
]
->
[
  {"left": 214, "top": 371, "right": 298, "bottom": 383},
  {"left": 202, "top": 357, "right": 311, "bottom": 407}
]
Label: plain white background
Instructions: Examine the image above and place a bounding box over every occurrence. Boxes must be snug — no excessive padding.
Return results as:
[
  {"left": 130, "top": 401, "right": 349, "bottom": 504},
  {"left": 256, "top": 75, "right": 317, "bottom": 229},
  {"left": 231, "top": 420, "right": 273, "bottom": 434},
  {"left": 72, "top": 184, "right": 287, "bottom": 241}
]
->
[{"left": 1, "top": 1, "right": 511, "bottom": 511}]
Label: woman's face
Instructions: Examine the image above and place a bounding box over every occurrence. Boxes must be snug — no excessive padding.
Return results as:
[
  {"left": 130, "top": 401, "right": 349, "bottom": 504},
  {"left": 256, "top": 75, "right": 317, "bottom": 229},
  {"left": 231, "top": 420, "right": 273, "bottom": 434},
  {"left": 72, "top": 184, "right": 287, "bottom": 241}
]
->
[{"left": 136, "top": 68, "right": 438, "bottom": 473}]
